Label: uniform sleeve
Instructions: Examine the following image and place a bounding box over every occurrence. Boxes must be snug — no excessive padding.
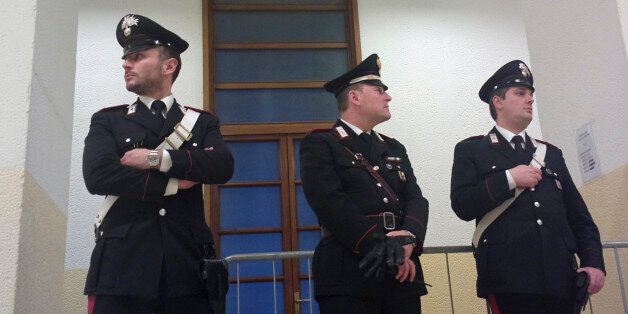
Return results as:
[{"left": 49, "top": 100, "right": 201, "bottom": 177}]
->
[
  {"left": 83, "top": 111, "right": 169, "bottom": 201},
  {"left": 558, "top": 151, "right": 605, "bottom": 272},
  {"left": 166, "top": 114, "right": 234, "bottom": 184},
  {"left": 300, "top": 134, "right": 379, "bottom": 256},
  {"left": 396, "top": 143, "right": 429, "bottom": 251},
  {"left": 450, "top": 141, "right": 514, "bottom": 221}
]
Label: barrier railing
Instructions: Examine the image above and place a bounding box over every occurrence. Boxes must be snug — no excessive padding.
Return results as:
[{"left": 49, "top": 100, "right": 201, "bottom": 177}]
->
[{"left": 222, "top": 241, "right": 628, "bottom": 314}]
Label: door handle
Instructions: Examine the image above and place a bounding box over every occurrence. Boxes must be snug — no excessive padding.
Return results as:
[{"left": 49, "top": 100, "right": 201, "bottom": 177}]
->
[{"left": 294, "top": 291, "right": 302, "bottom": 314}]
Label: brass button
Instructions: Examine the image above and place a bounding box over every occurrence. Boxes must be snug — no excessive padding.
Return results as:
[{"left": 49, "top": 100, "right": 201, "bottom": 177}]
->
[
  {"left": 537, "top": 219, "right": 543, "bottom": 225},
  {"left": 373, "top": 166, "right": 380, "bottom": 171},
  {"left": 376, "top": 183, "right": 382, "bottom": 187},
  {"left": 383, "top": 197, "right": 389, "bottom": 203},
  {"left": 534, "top": 201, "right": 540, "bottom": 207},
  {"left": 125, "top": 138, "right": 131, "bottom": 143},
  {"left": 530, "top": 187, "right": 535, "bottom": 191},
  {"left": 159, "top": 208, "right": 166, "bottom": 216}
]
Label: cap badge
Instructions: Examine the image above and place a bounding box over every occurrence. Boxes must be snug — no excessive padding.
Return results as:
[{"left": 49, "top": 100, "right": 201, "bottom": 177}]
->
[
  {"left": 519, "top": 62, "right": 531, "bottom": 77},
  {"left": 121, "top": 15, "right": 139, "bottom": 37},
  {"left": 376, "top": 57, "right": 382, "bottom": 70}
]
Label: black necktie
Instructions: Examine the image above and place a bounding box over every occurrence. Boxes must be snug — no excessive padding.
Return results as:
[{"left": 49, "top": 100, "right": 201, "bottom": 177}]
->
[
  {"left": 151, "top": 100, "right": 166, "bottom": 125},
  {"left": 360, "top": 132, "right": 372, "bottom": 146},
  {"left": 511, "top": 135, "right": 525, "bottom": 155}
]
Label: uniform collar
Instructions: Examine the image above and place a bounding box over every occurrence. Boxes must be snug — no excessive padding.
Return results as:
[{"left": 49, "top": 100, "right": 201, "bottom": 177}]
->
[
  {"left": 139, "top": 94, "right": 175, "bottom": 113},
  {"left": 340, "top": 118, "right": 371, "bottom": 135},
  {"left": 495, "top": 124, "right": 526, "bottom": 144}
]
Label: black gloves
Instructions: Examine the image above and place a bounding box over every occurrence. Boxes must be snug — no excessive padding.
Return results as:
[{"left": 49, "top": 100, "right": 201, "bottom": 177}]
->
[{"left": 358, "top": 233, "right": 416, "bottom": 282}]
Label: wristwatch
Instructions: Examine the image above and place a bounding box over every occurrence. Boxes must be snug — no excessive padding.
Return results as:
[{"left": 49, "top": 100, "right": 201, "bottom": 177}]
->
[{"left": 147, "top": 150, "right": 161, "bottom": 169}]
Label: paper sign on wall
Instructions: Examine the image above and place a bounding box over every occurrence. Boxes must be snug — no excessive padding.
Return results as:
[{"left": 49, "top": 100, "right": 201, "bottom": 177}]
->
[{"left": 576, "top": 122, "right": 602, "bottom": 183}]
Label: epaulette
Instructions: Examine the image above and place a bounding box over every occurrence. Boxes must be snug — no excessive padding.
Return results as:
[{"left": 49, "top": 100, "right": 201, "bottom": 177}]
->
[
  {"left": 184, "top": 106, "right": 214, "bottom": 116},
  {"left": 462, "top": 135, "right": 484, "bottom": 142},
  {"left": 97, "top": 104, "right": 127, "bottom": 113},
  {"left": 307, "top": 128, "right": 332, "bottom": 135},
  {"left": 535, "top": 139, "right": 558, "bottom": 149},
  {"left": 377, "top": 132, "right": 392, "bottom": 141}
]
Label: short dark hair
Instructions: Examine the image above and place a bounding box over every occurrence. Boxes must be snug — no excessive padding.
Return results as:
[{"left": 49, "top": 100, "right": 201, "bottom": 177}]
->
[
  {"left": 159, "top": 46, "right": 182, "bottom": 83},
  {"left": 488, "top": 86, "right": 509, "bottom": 120},
  {"left": 336, "top": 83, "right": 364, "bottom": 112}
]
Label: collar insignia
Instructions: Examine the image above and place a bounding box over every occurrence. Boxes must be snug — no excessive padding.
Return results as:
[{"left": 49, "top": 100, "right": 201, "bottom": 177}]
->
[
  {"left": 335, "top": 126, "right": 349, "bottom": 139},
  {"left": 489, "top": 133, "right": 499, "bottom": 144},
  {"left": 127, "top": 103, "right": 137, "bottom": 115}
]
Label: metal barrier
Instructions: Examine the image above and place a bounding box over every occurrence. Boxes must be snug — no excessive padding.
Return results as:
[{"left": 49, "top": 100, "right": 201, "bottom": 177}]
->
[{"left": 222, "top": 241, "right": 628, "bottom": 314}]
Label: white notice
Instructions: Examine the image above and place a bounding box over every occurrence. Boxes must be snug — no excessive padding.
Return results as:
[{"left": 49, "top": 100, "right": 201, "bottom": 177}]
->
[{"left": 576, "top": 122, "right": 602, "bottom": 183}]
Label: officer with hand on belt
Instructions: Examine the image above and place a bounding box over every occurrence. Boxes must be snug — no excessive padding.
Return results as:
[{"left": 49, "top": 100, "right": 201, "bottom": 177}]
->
[{"left": 300, "top": 54, "right": 429, "bottom": 314}]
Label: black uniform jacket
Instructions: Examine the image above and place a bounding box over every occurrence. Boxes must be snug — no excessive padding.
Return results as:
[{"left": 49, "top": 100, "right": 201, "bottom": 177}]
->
[
  {"left": 82, "top": 99, "right": 233, "bottom": 298},
  {"left": 300, "top": 120, "right": 429, "bottom": 299},
  {"left": 450, "top": 127, "right": 604, "bottom": 298}
]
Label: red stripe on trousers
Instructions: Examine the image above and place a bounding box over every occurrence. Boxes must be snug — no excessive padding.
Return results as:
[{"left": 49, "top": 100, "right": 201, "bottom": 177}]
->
[
  {"left": 488, "top": 294, "right": 501, "bottom": 314},
  {"left": 88, "top": 295, "right": 96, "bottom": 314}
]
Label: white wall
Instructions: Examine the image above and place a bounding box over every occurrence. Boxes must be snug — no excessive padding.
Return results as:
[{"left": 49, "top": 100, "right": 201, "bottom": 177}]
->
[
  {"left": 65, "top": 0, "right": 203, "bottom": 269},
  {"left": 522, "top": 0, "right": 628, "bottom": 185},
  {"left": 0, "top": 1, "right": 36, "bottom": 310},
  {"left": 358, "top": 0, "right": 541, "bottom": 246},
  {"left": 619, "top": 0, "right": 628, "bottom": 57}
]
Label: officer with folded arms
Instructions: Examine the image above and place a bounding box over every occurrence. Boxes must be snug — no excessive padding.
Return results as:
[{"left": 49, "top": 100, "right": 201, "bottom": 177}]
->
[
  {"left": 450, "top": 60, "right": 605, "bottom": 313},
  {"left": 82, "top": 14, "right": 233, "bottom": 313},
  {"left": 300, "top": 54, "right": 429, "bottom": 313}
]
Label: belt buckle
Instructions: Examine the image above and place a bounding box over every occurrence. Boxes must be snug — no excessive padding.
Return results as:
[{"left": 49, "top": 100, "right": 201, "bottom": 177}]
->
[
  {"left": 382, "top": 212, "right": 395, "bottom": 230},
  {"left": 173, "top": 123, "right": 193, "bottom": 141}
]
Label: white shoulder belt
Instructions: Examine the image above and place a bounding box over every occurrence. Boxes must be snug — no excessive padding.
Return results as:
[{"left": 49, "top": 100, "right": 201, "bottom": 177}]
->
[
  {"left": 472, "top": 140, "right": 547, "bottom": 248},
  {"left": 95, "top": 107, "right": 201, "bottom": 228}
]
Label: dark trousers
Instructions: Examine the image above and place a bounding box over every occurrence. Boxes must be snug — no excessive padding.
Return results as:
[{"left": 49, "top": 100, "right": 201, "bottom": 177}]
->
[
  {"left": 89, "top": 256, "right": 211, "bottom": 314},
  {"left": 318, "top": 295, "right": 421, "bottom": 314},
  {"left": 89, "top": 294, "right": 211, "bottom": 314},
  {"left": 489, "top": 293, "right": 574, "bottom": 314}
]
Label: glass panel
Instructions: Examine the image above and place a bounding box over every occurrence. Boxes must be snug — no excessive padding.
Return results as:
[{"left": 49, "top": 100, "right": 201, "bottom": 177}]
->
[
  {"left": 220, "top": 186, "right": 281, "bottom": 228},
  {"left": 298, "top": 230, "right": 320, "bottom": 274},
  {"left": 215, "top": 11, "right": 346, "bottom": 43},
  {"left": 300, "top": 280, "right": 320, "bottom": 314},
  {"left": 217, "top": 0, "right": 342, "bottom": 3},
  {"left": 221, "top": 233, "right": 283, "bottom": 277},
  {"left": 227, "top": 141, "right": 279, "bottom": 182},
  {"left": 215, "top": 49, "right": 348, "bottom": 83},
  {"left": 215, "top": 89, "right": 338, "bottom": 124},
  {"left": 297, "top": 185, "right": 318, "bottom": 226},
  {"left": 227, "top": 282, "right": 285, "bottom": 314},
  {"left": 294, "top": 140, "right": 302, "bottom": 180}
]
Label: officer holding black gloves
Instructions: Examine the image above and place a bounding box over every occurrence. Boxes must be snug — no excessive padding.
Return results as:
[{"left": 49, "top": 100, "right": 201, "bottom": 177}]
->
[{"left": 300, "top": 54, "right": 429, "bottom": 313}]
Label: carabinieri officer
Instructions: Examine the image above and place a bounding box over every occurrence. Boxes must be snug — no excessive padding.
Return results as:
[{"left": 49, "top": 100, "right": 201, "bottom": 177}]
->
[
  {"left": 450, "top": 60, "right": 605, "bottom": 313},
  {"left": 300, "top": 54, "right": 429, "bottom": 314}
]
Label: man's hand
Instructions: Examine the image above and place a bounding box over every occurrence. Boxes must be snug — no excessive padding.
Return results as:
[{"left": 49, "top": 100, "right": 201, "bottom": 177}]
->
[
  {"left": 509, "top": 165, "right": 541, "bottom": 188},
  {"left": 178, "top": 180, "right": 198, "bottom": 190},
  {"left": 386, "top": 230, "right": 416, "bottom": 283},
  {"left": 121, "top": 148, "right": 151, "bottom": 170},
  {"left": 577, "top": 267, "right": 605, "bottom": 294}
]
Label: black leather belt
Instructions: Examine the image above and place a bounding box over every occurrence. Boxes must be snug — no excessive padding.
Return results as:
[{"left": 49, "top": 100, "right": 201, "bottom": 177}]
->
[{"left": 321, "top": 212, "right": 405, "bottom": 237}]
